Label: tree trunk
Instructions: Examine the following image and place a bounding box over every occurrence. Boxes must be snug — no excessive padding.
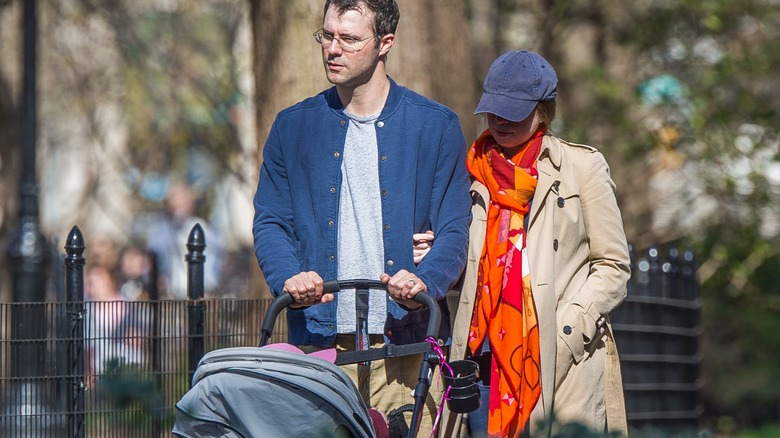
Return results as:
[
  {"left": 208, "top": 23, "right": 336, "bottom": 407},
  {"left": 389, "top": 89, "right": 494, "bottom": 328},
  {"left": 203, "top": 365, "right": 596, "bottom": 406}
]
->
[
  {"left": 0, "top": 3, "right": 21, "bottom": 303},
  {"left": 250, "top": 0, "right": 477, "bottom": 149}
]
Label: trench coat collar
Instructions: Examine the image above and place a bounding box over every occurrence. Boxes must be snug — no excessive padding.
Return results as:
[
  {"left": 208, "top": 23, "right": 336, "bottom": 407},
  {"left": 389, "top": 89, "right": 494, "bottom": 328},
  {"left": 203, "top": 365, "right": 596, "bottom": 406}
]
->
[{"left": 529, "top": 135, "right": 562, "bottom": 227}]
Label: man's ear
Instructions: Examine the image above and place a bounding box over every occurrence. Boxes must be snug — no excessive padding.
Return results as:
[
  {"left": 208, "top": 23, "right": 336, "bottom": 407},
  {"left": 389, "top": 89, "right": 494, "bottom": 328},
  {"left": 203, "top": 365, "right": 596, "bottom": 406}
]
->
[{"left": 378, "top": 33, "right": 395, "bottom": 57}]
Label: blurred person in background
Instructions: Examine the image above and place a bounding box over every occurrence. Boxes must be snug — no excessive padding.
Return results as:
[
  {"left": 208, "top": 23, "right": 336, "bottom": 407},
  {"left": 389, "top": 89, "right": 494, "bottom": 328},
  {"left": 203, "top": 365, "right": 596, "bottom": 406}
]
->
[
  {"left": 84, "top": 264, "right": 147, "bottom": 385},
  {"left": 145, "top": 182, "right": 223, "bottom": 299},
  {"left": 117, "top": 242, "right": 155, "bottom": 301}
]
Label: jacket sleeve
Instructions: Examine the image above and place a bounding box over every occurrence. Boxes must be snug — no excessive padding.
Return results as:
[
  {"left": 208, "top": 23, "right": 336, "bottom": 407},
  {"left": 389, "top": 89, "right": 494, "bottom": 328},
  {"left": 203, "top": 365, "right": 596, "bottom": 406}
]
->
[
  {"left": 414, "top": 116, "right": 472, "bottom": 300},
  {"left": 567, "top": 150, "right": 630, "bottom": 347},
  {"left": 253, "top": 120, "right": 300, "bottom": 297}
]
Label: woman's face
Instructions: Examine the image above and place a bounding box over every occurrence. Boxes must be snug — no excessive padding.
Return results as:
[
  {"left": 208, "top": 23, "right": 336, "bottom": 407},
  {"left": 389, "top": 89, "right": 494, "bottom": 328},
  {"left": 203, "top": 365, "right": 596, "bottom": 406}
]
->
[{"left": 487, "top": 110, "right": 542, "bottom": 150}]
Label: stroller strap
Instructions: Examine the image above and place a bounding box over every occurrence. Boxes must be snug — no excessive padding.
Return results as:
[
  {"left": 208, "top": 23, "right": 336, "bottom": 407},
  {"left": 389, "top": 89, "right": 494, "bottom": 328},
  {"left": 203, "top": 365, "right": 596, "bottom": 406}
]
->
[{"left": 335, "top": 341, "right": 433, "bottom": 365}]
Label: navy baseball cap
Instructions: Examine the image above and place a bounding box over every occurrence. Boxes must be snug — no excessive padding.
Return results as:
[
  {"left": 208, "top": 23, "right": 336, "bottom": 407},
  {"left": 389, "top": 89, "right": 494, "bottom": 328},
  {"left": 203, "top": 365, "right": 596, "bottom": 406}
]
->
[{"left": 475, "top": 50, "right": 558, "bottom": 122}]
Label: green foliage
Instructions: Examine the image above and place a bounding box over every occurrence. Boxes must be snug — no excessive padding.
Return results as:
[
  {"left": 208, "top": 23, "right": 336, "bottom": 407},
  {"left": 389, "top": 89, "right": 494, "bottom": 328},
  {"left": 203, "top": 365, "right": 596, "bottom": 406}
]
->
[
  {"left": 102, "top": 1, "right": 248, "bottom": 209},
  {"left": 575, "top": 0, "right": 780, "bottom": 430},
  {"left": 99, "top": 359, "right": 165, "bottom": 424},
  {"left": 688, "top": 222, "right": 780, "bottom": 427}
]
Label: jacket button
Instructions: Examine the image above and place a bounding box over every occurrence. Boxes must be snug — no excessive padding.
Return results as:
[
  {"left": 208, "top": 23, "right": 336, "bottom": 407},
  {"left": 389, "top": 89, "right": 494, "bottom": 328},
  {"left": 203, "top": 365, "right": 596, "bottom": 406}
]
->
[
  {"left": 387, "top": 260, "right": 394, "bottom": 267},
  {"left": 377, "top": 121, "right": 385, "bottom": 128},
  {"left": 328, "top": 220, "right": 334, "bottom": 226},
  {"left": 563, "top": 325, "right": 572, "bottom": 335},
  {"left": 553, "top": 239, "right": 558, "bottom": 251},
  {"left": 330, "top": 187, "right": 336, "bottom": 193},
  {"left": 384, "top": 224, "right": 390, "bottom": 231},
  {"left": 340, "top": 120, "right": 346, "bottom": 126},
  {"left": 557, "top": 197, "right": 565, "bottom": 207},
  {"left": 329, "top": 255, "right": 335, "bottom": 261},
  {"left": 334, "top": 151, "right": 340, "bottom": 158},
  {"left": 380, "top": 154, "right": 387, "bottom": 161}
]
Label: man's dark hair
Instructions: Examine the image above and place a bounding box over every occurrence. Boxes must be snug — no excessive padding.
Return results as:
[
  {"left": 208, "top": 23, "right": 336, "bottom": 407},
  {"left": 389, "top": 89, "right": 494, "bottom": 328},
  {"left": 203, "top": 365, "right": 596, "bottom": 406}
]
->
[{"left": 324, "top": 0, "right": 400, "bottom": 36}]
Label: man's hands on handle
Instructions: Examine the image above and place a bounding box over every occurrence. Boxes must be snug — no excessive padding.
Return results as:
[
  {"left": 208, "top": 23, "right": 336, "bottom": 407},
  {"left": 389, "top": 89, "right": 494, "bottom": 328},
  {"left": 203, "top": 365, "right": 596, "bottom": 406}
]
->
[
  {"left": 284, "top": 269, "right": 426, "bottom": 310},
  {"left": 381, "top": 269, "right": 425, "bottom": 310},
  {"left": 283, "top": 271, "right": 334, "bottom": 308}
]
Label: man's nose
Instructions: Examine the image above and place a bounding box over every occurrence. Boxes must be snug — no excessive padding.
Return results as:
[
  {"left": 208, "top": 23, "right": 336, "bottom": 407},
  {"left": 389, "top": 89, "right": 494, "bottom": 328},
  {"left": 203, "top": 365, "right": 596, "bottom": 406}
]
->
[{"left": 327, "top": 39, "right": 344, "bottom": 55}]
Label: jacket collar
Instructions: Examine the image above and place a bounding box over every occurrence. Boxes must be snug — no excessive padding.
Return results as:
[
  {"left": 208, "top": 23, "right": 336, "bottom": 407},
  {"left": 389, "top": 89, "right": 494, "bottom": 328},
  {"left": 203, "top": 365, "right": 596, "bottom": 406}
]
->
[
  {"left": 538, "top": 134, "right": 562, "bottom": 169},
  {"left": 323, "top": 76, "right": 403, "bottom": 117}
]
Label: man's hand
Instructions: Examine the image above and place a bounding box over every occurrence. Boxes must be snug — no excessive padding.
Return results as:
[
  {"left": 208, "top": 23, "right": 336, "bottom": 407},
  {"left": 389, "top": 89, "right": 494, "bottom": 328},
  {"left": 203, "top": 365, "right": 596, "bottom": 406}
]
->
[
  {"left": 413, "top": 231, "right": 434, "bottom": 264},
  {"left": 381, "top": 269, "right": 425, "bottom": 310},
  {"left": 283, "top": 271, "right": 334, "bottom": 308}
]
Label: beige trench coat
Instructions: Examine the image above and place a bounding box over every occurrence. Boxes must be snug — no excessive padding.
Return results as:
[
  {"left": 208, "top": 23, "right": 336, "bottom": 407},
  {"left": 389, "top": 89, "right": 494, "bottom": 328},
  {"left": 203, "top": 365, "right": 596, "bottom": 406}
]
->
[{"left": 440, "top": 135, "right": 630, "bottom": 437}]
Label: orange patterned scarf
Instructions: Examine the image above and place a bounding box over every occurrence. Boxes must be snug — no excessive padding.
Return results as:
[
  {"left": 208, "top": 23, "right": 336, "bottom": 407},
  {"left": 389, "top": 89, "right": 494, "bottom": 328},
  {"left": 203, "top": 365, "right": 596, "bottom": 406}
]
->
[{"left": 466, "top": 128, "right": 543, "bottom": 437}]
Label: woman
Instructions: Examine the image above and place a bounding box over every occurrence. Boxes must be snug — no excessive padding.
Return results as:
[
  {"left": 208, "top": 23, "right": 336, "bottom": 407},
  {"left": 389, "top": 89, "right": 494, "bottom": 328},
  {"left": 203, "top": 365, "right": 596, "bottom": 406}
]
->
[{"left": 442, "top": 50, "right": 630, "bottom": 437}]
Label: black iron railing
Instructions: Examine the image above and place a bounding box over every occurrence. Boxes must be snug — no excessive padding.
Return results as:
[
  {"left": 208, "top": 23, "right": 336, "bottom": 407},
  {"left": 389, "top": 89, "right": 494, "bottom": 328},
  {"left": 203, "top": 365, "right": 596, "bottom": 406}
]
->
[
  {"left": 0, "top": 225, "right": 700, "bottom": 437},
  {"left": 612, "top": 246, "right": 702, "bottom": 434}
]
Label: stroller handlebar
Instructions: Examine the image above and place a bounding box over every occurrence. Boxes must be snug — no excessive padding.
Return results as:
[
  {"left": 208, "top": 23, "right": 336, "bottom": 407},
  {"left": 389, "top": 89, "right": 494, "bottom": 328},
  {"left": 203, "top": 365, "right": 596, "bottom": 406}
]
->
[{"left": 259, "top": 279, "right": 441, "bottom": 346}]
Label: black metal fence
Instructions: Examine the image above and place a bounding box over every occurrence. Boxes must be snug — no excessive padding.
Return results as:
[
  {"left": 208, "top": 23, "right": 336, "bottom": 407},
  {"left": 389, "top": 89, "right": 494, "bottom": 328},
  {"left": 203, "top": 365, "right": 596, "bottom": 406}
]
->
[
  {"left": 611, "top": 246, "right": 701, "bottom": 434},
  {"left": 0, "top": 225, "right": 700, "bottom": 437},
  {"left": 1, "top": 226, "right": 281, "bottom": 437}
]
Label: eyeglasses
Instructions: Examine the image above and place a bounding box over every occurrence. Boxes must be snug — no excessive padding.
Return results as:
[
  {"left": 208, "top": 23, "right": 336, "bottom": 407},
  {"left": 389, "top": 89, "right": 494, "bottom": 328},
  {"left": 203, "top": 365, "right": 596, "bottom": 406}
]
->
[{"left": 313, "top": 29, "right": 378, "bottom": 53}]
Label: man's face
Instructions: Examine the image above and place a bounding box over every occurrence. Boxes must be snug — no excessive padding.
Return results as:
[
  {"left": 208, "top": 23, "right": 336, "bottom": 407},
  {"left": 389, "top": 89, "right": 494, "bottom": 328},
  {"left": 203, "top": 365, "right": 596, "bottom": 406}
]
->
[{"left": 320, "top": 6, "right": 381, "bottom": 87}]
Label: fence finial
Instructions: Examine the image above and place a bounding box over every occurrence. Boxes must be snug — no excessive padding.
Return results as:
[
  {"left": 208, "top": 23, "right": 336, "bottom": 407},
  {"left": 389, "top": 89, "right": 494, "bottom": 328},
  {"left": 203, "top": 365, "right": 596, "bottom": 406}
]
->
[{"left": 65, "top": 226, "right": 85, "bottom": 256}]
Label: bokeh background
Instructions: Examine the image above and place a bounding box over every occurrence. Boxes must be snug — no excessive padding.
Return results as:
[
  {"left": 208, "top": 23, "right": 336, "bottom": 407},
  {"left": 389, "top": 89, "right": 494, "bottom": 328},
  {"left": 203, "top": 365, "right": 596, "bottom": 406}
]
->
[{"left": 1, "top": 0, "right": 779, "bottom": 434}]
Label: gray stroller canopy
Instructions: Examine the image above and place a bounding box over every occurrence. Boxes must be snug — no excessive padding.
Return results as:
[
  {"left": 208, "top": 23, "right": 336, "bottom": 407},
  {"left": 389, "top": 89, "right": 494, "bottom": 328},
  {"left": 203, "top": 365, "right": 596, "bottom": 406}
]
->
[{"left": 173, "top": 346, "right": 375, "bottom": 438}]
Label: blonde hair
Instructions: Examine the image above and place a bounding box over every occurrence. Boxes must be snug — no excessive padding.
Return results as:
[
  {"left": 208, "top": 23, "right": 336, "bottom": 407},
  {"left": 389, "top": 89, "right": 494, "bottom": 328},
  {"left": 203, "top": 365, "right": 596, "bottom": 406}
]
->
[{"left": 536, "top": 99, "right": 557, "bottom": 127}]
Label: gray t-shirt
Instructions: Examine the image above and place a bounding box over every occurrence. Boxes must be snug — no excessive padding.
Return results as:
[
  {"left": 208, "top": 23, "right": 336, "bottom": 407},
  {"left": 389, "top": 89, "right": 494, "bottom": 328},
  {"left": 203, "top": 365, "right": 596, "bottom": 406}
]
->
[{"left": 336, "top": 110, "right": 387, "bottom": 334}]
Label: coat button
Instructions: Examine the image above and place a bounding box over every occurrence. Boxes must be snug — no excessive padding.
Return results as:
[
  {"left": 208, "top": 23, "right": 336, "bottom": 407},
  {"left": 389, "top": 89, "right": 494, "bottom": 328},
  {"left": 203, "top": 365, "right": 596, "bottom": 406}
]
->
[
  {"left": 553, "top": 239, "right": 558, "bottom": 251},
  {"left": 340, "top": 120, "right": 346, "bottom": 126},
  {"left": 330, "top": 187, "right": 336, "bottom": 193},
  {"left": 557, "top": 197, "right": 565, "bottom": 207},
  {"left": 387, "top": 260, "right": 394, "bottom": 267},
  {"left": 563, "top": 325, "right": 572, "bottom": 335},
  {"left": 377, "top": 121, "right": 384, "bottom": 128},
  {"left": 334, "top": 151, "right": 340, "bottom": 158}
]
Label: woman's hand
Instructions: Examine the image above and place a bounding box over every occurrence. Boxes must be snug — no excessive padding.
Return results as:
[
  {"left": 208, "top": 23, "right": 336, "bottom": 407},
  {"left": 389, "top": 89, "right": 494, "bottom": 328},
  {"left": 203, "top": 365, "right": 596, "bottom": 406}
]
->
[{"left": 413, "top": 231, "right": 435, "bottom": 264}]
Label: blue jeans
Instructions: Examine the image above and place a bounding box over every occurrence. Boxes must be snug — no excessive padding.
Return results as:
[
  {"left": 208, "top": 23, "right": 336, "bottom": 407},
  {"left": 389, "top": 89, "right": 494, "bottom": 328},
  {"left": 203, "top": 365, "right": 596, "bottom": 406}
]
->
[{"left": 466, "top": 379, "right": 490, "bottom": 437}]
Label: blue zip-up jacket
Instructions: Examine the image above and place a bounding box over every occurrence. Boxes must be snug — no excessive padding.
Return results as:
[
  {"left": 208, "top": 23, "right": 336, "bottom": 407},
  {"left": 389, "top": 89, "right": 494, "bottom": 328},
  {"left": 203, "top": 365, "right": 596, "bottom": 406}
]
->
[{"left": 253, "top": 77, "right": 472, "bottom": 347}]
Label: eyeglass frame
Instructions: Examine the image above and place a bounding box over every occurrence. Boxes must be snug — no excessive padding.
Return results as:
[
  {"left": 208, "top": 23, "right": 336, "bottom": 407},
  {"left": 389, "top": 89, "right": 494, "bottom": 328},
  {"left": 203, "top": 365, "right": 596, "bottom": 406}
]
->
[{"left": 313, "top": 28, "right": 380, "bottom": 53}]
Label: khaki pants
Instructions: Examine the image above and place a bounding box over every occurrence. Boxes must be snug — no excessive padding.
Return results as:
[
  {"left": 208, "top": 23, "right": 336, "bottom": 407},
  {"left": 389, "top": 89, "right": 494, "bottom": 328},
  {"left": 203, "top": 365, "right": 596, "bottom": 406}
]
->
[{"left": 304, "top": 335, "right": 444, "bottom": 437}]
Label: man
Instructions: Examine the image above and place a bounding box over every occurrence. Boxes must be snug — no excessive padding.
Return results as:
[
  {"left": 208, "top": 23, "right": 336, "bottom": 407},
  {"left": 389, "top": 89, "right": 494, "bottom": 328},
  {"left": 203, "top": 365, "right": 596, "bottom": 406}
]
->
[{"left": 252, "top": 0, "right": 471, "bottom": 434}]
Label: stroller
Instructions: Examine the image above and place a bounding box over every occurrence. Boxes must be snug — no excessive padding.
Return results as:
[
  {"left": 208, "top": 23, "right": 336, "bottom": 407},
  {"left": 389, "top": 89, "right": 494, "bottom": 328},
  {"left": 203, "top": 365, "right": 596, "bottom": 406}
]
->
[{"left": 173, "top": 279, "right": 444, "bottom": 438}]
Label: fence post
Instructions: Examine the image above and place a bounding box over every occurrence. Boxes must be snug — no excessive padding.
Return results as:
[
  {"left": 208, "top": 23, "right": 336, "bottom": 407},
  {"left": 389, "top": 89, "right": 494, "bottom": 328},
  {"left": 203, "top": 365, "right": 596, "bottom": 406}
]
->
[
  {"left": 64, "top": 226, "right": 86, "bottom": 438},
  {"left": 186, "top": 224, "right": 206, "bottom": 386}
]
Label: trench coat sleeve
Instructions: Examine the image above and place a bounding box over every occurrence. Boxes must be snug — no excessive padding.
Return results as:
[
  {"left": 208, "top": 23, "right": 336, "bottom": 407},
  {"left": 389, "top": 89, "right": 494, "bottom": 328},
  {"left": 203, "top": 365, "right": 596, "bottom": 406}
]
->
[{"left": 560, "top": 150, "right": 630, "bottom": 353}]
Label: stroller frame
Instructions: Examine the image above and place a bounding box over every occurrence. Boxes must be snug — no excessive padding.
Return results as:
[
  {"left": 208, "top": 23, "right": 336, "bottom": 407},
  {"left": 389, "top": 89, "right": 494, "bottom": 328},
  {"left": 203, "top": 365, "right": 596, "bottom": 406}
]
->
[{"left": 174, "top": 279, "right": 442, "bottom": 438}]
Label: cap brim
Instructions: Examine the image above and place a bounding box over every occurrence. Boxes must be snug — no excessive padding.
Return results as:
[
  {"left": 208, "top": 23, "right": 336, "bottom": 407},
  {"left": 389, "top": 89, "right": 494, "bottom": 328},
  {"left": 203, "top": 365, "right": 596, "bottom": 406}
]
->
[{"left": 474, "top": 92, "right": 537, "bottom": 122}]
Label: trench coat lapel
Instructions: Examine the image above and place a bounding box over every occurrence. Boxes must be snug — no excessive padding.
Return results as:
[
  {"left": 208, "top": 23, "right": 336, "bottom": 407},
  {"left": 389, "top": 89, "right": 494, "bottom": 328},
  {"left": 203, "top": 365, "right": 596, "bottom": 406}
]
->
[
  {"left": 529, "top": 135, "right": 562, "bottom": 228},
  {"left": 527, "top": 135, "right": 562, "bottom": 420}
]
